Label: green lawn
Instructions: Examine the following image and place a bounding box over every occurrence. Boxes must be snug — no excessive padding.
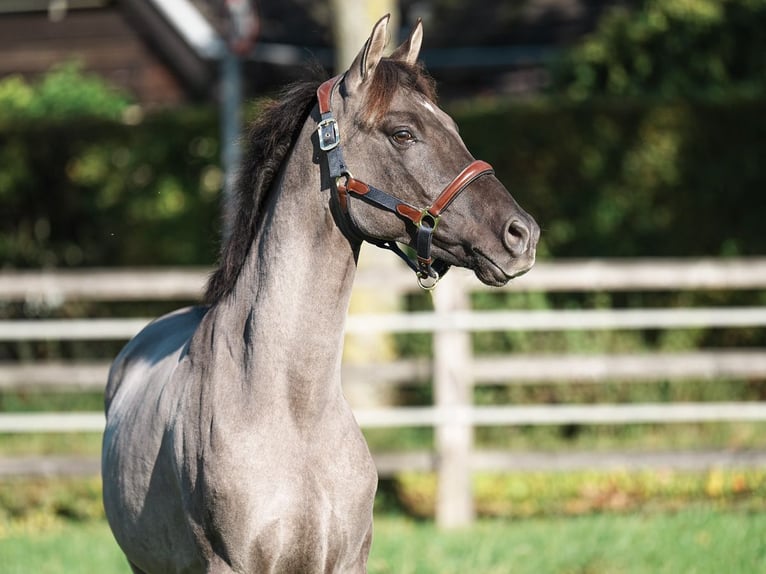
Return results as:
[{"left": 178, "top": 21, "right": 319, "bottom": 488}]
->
[
  {"left": 1, "top": 507, "right": 764, "bottom": 573},
  {"left": 370, "top": 508, "right": 766, "bottom": 573}
]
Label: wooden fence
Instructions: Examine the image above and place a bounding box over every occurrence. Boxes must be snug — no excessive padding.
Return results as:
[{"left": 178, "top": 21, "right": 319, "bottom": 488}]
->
[{"left": 1, "top": 258, "right": 766, "bottom": 527}]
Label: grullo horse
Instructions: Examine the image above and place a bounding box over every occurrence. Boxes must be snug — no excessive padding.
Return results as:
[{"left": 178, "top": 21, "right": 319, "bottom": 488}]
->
[{"left": 102, "top": 15, "right": 539, "bottom": 573}]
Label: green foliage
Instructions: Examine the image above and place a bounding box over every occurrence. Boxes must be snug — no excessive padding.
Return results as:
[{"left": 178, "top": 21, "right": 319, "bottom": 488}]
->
[
  {"left": 395, "top": 468, "right": 766, "bottom": 519},
  {"left": 2, "top": 94, "right": 764, "bottom": 267},
  {"left": 455, "top": 97, "right": 766, "bottom": 259},
  {"left": 0, "top": 63, "right": 217, "bottom": 270},
  {"left": 0, "top": 477, "right": 104, "bottom": 532},
  {"left": 0, "top": 391, "right": 102, "bottom": 413},
  {"left": 550, "top": 0, "right": 766, "bottom": 99},
  {"left": 0, "top": 62, "right": 130, "bottom": 121},
  {"left": 0, "top": 111, "right": 221, "bottom": 269}
]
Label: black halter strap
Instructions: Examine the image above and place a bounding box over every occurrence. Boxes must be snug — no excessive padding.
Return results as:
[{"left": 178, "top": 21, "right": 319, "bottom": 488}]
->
[{"left": 316, "top": 75, "right": 494, "bottom": 290}]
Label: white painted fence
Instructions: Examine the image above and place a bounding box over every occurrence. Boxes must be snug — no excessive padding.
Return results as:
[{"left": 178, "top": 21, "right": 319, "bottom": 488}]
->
[{"left": 2, "top": 258, "right": 766, "bottom": 527}]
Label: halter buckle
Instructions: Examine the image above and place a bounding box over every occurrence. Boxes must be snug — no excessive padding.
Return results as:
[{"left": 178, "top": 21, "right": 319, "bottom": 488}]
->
[{"left": 317, "top": 118, "right": 340, "bottom": 151}]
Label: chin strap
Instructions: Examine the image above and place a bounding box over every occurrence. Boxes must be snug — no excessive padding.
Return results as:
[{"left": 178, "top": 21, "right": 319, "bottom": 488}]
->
[{"left": 316, "top": 75, "right": 494, "bottom": 290}]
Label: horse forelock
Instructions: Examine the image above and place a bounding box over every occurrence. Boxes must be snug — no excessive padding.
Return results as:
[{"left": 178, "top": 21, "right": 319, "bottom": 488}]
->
[{"left": 362, "top": 59, "right": 437, "bottom": 127}]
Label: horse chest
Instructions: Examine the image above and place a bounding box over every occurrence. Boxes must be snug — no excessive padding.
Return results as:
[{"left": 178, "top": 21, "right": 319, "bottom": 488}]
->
[{"left": 190, "top": 421, "right": 377, "bottom": 572}]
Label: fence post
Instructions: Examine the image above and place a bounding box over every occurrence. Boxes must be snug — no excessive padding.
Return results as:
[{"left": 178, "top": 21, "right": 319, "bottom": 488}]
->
[{"left": 432, "top": 276, "right": 474, "bottom": 528}]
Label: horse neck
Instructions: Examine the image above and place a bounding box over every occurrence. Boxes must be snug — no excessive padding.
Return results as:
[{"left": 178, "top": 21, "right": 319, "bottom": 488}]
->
[{"left": 205, "top": 121, "right": 359, "bottom": 421}]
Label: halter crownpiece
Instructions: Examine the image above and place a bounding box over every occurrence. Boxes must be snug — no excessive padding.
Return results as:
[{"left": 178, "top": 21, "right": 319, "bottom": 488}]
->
[{"left": 316, "top": 75, "right": 495, "bottom": 290}]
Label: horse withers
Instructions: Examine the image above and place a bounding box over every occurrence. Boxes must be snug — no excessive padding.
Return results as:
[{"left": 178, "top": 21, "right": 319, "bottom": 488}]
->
[{"left": 102, "top": 15, "right": 538, "bottom": 574}]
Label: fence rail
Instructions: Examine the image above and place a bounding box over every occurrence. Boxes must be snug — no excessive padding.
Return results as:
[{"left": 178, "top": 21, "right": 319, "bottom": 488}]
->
[
  {"left": 5, "top": 401, "right": 766, "bottom": 434},
  {"left": 3, "top": 307, "right": 766, "bottom": 341},
  {"left": 1, "top": 258, "right": 766, "bottom": 527},
  {"left": 4, "top": 349, "right": 766, "bottom": 391},
  {"left": 3, "top": 258, "right": 766, "bottom": 301}
]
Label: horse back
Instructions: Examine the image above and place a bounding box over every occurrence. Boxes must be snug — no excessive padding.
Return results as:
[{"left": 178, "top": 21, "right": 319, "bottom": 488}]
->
[{"left": 104, "top": 305, "right": 208, "bottom": 413}]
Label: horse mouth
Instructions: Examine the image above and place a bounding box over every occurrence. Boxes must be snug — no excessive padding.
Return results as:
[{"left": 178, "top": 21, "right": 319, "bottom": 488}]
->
[{"left": 472, "top": 248, "right": 534, "bottom": 287}]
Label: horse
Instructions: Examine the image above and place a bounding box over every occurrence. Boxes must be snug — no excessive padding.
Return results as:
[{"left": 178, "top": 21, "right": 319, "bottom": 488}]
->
[{"left": 102, "top": 15, "right": 539, "bottom": 574}]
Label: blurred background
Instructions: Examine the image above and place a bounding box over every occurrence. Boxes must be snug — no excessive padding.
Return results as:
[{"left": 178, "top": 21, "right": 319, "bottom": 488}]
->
[{"left": 1, "top": 1, "right": 766, "bottom": 572}]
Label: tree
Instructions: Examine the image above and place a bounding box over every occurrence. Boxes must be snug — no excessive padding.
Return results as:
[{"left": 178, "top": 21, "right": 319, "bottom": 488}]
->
[
  {"left": 550, "top": 0, "right": 766, "bottom": 99},
  {"left": 329, "top": 0, "right": 398, "bottom": 71}
]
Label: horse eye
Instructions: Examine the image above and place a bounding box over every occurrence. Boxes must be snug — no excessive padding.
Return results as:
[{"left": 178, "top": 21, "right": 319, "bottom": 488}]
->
[{"left": 391, "top": 129, "right": 415, "bottom": 145}]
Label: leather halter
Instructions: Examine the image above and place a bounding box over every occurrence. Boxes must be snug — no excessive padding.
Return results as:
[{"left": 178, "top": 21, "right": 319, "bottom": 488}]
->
[{"left": 316, "top": 75, "right": 495, "bottom": 290}]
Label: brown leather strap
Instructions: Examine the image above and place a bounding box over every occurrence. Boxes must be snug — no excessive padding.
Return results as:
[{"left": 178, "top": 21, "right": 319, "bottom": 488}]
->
[
  {"left": 395, "top": 203, "right": 423, "bottom": 224},
  {"left": 317, "top": 75, "right": 342, "bottom": 115},
  {"left": 336, "top": 177, "right": 368, "bottom": 213},
  {"left": 429, "top": 160, "right": 494, "bottom": 217},
  {"left": 340, "top": 178, "right": 370, "bottom": 196}
]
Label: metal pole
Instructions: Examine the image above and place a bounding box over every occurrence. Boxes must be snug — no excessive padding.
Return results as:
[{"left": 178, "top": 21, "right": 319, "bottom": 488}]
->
[{"left": 220, "top": 47, "right": 242, "bottom": 241}]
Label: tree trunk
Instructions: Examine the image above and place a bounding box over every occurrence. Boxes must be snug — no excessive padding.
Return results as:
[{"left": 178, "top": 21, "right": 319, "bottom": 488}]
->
[{"left": 329, "top": 0, "right": 398, "bottom": 72}]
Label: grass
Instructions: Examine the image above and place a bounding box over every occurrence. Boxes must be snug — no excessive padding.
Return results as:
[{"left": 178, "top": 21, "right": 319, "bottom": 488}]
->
[
  {"left": 0, "top": 432, "right": 102, "bottom": 456},
  {"left": 0, "top": 520, "right": 127, "bottom": 574},
  {"left": 1, "top": 506, "right": 764, "bottom": 573},
  {"left": 363, "top": 420, "right": 766, "bottom": 454},
  {"left": 370, "top": 508, "right": 766, "bottom": 574}
]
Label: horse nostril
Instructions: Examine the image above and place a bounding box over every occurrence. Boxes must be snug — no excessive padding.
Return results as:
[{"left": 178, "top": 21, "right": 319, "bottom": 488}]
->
[{"left": 504, "top": 218, "right": 531, "bottom": 257}]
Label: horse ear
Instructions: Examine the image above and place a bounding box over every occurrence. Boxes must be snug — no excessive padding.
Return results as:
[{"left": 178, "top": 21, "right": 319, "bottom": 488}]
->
[
  {"left": 344, "top": 14, "right": 390, "bottom": 88},
  {"left": 390, "top": 18, "right": 423, "bottom": 65}
]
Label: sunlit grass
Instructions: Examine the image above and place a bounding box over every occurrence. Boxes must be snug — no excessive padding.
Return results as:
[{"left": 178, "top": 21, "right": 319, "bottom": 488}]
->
[
  {"left": 1, "top": 507, "right": 765, "bottom": 574},
  {"left": 0, "top": 519, "right": 128, "bottom": 574},
  {"left": 369, "top": 507, "right": 766, "bottom": 574},
  {"left": 0, "top": 432, "right": 102, "bottom": 456}
]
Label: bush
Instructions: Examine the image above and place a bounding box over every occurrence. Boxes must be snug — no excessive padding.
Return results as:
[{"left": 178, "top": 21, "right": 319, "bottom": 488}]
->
[
  {"left": 0, "top": 62, "right": 130, "bottom": 121},
  {"left": 0, "top": 112, "right": 221, "bottom": 269},
  {"left": 550, "top": 0, "right": 766, "bottom": 99},
  {"left": 394, "top": 468, "right": 766, "bottom": 518},
  {"left": 456, "top": 97, "right": 766, "bottom": 259}
]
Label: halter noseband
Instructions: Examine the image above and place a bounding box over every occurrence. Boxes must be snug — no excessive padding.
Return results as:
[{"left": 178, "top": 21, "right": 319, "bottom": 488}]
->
[{"left": 316, "top": 75, "right": 494, "bottom": 290}]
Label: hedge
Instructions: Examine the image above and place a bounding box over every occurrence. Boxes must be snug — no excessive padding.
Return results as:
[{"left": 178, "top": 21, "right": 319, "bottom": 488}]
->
[{"left": 2, "top": 96, "right": 764, "bottom": 269}]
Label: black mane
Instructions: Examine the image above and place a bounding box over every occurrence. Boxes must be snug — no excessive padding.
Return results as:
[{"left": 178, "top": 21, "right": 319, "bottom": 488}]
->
[{"left": 204, "top": 70, "right": 327, "bottom": 304}]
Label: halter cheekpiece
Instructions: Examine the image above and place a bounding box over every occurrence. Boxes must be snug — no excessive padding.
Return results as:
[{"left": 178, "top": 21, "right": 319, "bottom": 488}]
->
[{"left": 316, "top": 75, "right": 495, "bottom": 290}]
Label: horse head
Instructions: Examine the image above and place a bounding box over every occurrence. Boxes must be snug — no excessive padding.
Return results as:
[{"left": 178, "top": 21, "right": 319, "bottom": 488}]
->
[{"left": 318, "top": 15, "right": 539, "bottom": 288}]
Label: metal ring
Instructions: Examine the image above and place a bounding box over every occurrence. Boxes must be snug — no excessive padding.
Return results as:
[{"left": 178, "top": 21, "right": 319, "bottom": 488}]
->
[
  {"left": 417, "top": 271, "right": 440, "bottom": 291},
  {"left": 417, "top": 209, "right": 440, "bottom": 231}
]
